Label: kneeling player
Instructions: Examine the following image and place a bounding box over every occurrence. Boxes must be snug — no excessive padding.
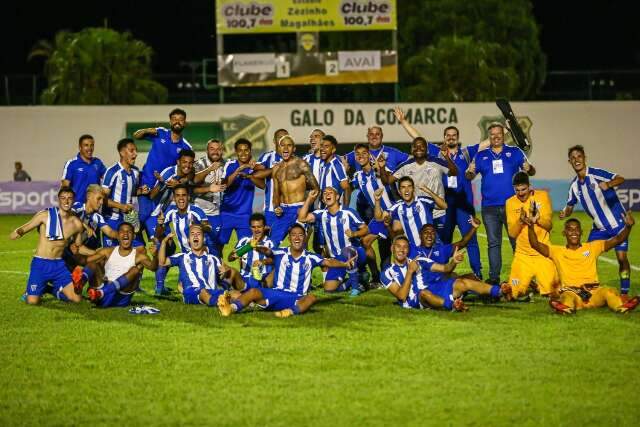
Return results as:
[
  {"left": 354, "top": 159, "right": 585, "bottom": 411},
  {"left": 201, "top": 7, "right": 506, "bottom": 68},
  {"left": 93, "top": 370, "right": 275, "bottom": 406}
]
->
[
  {"left": 526, "top": 211, "right": 639, "bottom": 314},
  {"left": 81, "top": 223, "right": 158, "bottom": 307},
  {"left": 217, "top": 223, "right": 355, "bottom": 318},
  {"left": 503, "top": 172, "right": 559, "bottom": 300},
  {"left": 158, "top": 224, "right": 244, "bottom": 306}
]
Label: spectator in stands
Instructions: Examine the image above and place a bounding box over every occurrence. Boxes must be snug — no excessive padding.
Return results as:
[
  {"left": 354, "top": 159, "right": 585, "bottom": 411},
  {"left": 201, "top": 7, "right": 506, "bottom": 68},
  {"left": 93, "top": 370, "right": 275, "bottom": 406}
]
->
[{"left": 13, "top": 161, "right": 31, "bottom": 181}]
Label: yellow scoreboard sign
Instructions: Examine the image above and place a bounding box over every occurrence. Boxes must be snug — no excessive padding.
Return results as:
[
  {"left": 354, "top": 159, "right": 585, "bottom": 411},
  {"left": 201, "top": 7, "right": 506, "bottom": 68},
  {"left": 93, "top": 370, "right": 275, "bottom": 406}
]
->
[{"left": 216, "top": 0, "right": 397, "bottom": 34}]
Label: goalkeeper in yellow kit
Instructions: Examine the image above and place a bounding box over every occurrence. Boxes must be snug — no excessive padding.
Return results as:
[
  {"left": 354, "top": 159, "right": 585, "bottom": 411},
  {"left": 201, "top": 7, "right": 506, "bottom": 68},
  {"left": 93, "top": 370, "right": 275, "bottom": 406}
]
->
[
  {"left": 526, "top": 209, "right": 639, "bottom": 314},
  {"left": 502, "top": 172, "right": 559, "bottom": 300}
]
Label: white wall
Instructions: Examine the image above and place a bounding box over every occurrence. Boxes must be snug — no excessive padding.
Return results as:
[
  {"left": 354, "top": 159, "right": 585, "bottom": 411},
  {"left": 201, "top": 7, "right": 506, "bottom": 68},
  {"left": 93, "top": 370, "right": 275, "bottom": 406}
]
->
[{"left": 1, "top": 102, "right": 638, "bottom": 181}]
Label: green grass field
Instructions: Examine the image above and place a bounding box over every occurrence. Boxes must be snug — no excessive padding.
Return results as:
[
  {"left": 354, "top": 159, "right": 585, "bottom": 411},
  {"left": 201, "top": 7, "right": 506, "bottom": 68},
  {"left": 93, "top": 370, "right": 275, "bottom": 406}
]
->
[{"left": 1, "top": 212, "right": 639, "bottom": 426}]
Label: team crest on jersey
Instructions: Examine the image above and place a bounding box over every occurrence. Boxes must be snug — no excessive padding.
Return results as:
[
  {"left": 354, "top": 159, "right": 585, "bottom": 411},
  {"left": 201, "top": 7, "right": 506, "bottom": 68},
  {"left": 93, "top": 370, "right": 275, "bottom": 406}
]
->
[
  {"left": 340, "top": 218, "right": 347, "bottom": 225},
  {"left": 506, "top": 152, "right": 512, "bottom": 158},
  {"left": 30, "top": 284, "right": 37, "bottom": 292},
  {"left": 160, "top": 139, "right": 166, "bottom": 143},
  {"left": 303, "top": 261, "right": 311, "bottom": 271},
  {"left": 511, "top": 278, "right": 520, "bottom": 285},
  {"left": 583, "top": 250, "right": 591, "bottom": 257}
]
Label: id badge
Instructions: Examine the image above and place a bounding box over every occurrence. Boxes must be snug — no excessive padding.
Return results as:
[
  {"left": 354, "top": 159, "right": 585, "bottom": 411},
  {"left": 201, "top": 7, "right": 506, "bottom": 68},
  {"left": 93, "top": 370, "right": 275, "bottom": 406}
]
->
[
  {"left": 492, "top": 159, "right": 504, "bottom": 174},
  {"left": 447, "top": 175, "right": 458, "bottom": 188}
]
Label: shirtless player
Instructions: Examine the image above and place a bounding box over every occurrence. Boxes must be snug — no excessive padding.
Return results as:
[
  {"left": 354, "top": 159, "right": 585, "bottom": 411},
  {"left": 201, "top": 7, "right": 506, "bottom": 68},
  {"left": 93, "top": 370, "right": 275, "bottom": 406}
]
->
[
  {"left": 9, "top": 187, "right": 91, "bottom": 305},
  {"left": 270, "top": 135, "right": 319, "bottom": 246}
]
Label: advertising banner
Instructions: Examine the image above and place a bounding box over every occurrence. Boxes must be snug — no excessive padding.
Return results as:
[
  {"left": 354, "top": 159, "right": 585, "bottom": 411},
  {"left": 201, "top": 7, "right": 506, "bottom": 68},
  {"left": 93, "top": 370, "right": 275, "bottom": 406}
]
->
[
  {"left": 0, "top": 181, "right": 59, "bottom": 214},
  {"left": 216, "top": 0, "right": 397, "bottom": 34}
]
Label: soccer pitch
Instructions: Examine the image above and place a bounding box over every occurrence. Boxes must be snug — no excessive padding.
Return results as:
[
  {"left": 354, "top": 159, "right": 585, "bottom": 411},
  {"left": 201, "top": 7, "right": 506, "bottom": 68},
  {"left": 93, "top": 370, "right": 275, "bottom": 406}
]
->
[{"left": 0, "top": 213, "right": 638, "bottom": 426}]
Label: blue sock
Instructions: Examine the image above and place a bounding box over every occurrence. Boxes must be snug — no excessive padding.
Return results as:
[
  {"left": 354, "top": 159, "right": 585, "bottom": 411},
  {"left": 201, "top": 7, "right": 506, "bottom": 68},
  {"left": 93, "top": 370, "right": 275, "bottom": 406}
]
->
[
  {"left": 490, "top": 285, "right": 501, "bottom": 299},
  {"left": 620, "top": 272, "right": 630, "bottom": 294},
  {"left": 291, "top": 303, "right": 300, "bottom": 315},
  {"left": 231, "top": 300, "right": 244, "bottom": 313},
  {"left": 155, "top": 266, "right": 168, "bottom": 290}
]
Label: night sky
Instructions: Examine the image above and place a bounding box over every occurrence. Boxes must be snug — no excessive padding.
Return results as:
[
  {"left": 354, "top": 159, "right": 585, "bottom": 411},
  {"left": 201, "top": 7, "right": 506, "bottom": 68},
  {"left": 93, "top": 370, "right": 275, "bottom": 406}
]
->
[{"left": 4, "top": 1, "right": 639, "bottom": 75}]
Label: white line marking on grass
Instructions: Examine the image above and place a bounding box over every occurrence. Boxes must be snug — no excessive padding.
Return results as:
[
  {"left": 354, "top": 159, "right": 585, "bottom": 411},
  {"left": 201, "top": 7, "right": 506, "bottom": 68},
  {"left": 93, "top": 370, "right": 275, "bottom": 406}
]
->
[
  {"left": 477, "top": 232, "right": 640, "bottom": 271},
  {"left": 0, "top": 270, "right": 29, "bottom": 275},
  {"left": 0, "top": 249, "right": 34, "bottom": 254}
]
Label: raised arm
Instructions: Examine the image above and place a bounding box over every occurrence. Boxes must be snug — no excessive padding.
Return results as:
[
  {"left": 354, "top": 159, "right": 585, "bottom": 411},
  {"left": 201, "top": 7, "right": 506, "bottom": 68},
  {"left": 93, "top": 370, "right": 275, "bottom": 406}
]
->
[
  {"left": 373, "top": 189, "right": 385, "bottom": 221},
  {"left": 9, "top": 210, "right": 46, "bottom": 240},
  {"left": 429, "top": 247, "right": 465, "bottom": 274},
  {"left": 297, "top": 189, "right": 319, "bottom": 223},
  {"left": 418, "top": 186, "right": 447, "bottom": 210},
  {"left": 394, "top": 107, "right": 421, "bottom": 139},
  {"left": 392, "top": 259, "right": 419, "bottom": 301},
  {"left": 158, "top": 233, "right": 175, "bottom": 267},
  {"left": 604, "top": 212, "right": 634, "bottom": 251},
  {"left": 133, "top": 127, "right": 158, "bottom": 140},
  {"left": 452, "top": 217, "right": 481, "bottom": 249},
  {"left": 135, "top": 248, "right": 159, "bottom": 272},
  {"left": 526, "top": 214, "right": 549, "bottom": 257}
]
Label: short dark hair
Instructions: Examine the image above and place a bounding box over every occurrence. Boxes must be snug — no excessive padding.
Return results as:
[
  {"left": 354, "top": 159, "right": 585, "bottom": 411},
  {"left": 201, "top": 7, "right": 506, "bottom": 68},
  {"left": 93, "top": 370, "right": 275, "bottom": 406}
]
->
[
  {"left": 488, "top": 122, "right": 504, "bottom": 132},
  {"left": 393, "top": 235, "right": 410, "bottom": 245},
  {"left": 172, "top": 184, "right": 189, "bottom": 194},
  {"left": 118, "top": 222, "right": 134, "bottom": 232},
  {"left": 568, "top": 145, "right": 585, "bottom": 158},
  {"left": 322, "top": 135, "right": 338, "bottom": 147},
  {"left": 78, "top": 134, "right": 94, "bottom": 145},
  {"left": 178, "top": 149, "right": 195, "bottom": 160},
  {"left": 273, "top": 128, "right": 288, "bottom": 139},
  {"left": 117, "top": 138, "right": 135, "bottom": 152},
  {"left": 512, "top": 171, "right": 530, "bottom": 186},
  {"left": 443, "top": 126, "right": 459, "bottom": 137},
  {"left": 354, "top": 143, "right": 369, "bottom": 151},
  {"left": 565, "top": 218, "right": 581, "bottom": 228},
  {"left": 169, "top": 108, "right": 187, "bottom": 118},
  {"left": 288, "top": 223, "right": 306, "bottom": 235},
  {"left": 235, "top": 138, "right": 252, "bottom": 150},
  {"left": 398, "top": 176, "right": 414, "bottom": 187},
  {"left": 58, "top": 186, "right": 75, "bottom": 197},
  {"left": 412, "top": 137, "right": 427, "bottom": 146},
  {"left": 311, "top": 128, "right": 325, "bottom": 137},
  {"left": 250, "top": 213, "right": 266, "bottom": 225},
  {"left": 420, "top": 223, "right": 436, "bottom": 233}
]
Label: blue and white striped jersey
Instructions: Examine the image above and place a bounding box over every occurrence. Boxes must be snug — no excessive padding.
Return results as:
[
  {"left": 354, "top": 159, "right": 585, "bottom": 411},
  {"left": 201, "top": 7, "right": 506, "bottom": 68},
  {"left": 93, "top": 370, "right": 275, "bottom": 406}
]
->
[
  {"left": 312, "top": 208, "right": 365, "bottom": 257},
  {"left": 412, "top": 256, "right": 443, "bottom": 286},
  {"left": 303, "top": 152, "right": 323, "bottom": 182},
  {"left": 235, "top": 236, "right": 274, "bottom": 280},
  {"left": 566, "top": 166, "right": 626, "bottom": 231},
  {"left": 169, "top": 251, "right": 223, "bottom": 291},
  {"left": 151, "top": 165, "right": 181, "bottom": 216},
  {"left": 389, "top": 197, "right": 435, "bottom": 248},
  {"left": 101, "top": 162, "right": 140, "bottom": 221},
  {"left": 271, "top": 248, "right": 324, "bottom": 295},
  {"left": 319, "top": 156, "right": 348, "bottom": 195},
  {"left": 381, "top": 260, "right": 421, "bottom": 309},
  {"left": 161, "top": 203, "right": 208, "bottom": 252},
  {"left": 258, "top": 150, "right": 283, "bottom": 212},
  {"left": 72, "top": 202, "right": 107, "bottom": 232},
  {"left": 351, "top": 168, "right": 396, "bottom": 211}
]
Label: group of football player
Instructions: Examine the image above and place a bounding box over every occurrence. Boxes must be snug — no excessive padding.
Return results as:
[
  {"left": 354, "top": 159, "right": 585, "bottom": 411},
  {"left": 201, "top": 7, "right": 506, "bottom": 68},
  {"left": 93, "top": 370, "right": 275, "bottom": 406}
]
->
[{"left": 9, "top": 107, "right": 638, "bottom": 316}]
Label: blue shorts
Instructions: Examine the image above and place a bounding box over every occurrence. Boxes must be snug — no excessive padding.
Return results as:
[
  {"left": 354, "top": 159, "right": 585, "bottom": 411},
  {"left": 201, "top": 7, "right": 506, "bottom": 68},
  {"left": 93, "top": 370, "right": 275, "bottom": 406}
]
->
[
  {"left": 325, "top": 246, "right": 366, "bottom": 282},
  {"left": 183, "top": 287, "right": 224, "bottom": 305},
  {"left": 102, "top": 218, "right": 145, "bottom": 248},
  {"left": 588, "top": 227, "right": 628, "bottom": 252},
  {"left": 242, "top": 274, "right": 264, "bottom": 290},
  {"left": 428, "top": 278, "right": 456, "bottom": 306},
  {"left": 206, "top": 214, "right": 222, "bottom": 255},
  {"left": 367, "top": 219, "right": 389, "bottom": 239},
  {"left": 270, "top": 203, "right": 303, "bottom": 246},
  {"left": 96, "top": 282, "right": 134, "bottom": 308},
  {"left": 26, "top": 257, "right": 72, "bottom": 300},
  {"left": 218, "top": 212, "right": 251, "bottom": 245},
  {"left": 257, "top": 288, "right": 301, "bottom": 312}
]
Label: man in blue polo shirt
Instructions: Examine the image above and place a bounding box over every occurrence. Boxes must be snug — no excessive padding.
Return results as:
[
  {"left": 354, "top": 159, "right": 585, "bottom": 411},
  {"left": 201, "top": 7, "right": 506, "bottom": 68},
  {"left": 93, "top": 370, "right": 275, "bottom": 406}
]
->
[
  {"left": 465, "top": 122, "right": 535, "bottom": 285},
  {"left": 61, "top": 134, "right": 106, "bottom": 204},
  {"left": 318, "top": 135, "right": 350, "bottom": 205},
  {"left": 133, "top": 108, "right": 192, "bottom": 238}
]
